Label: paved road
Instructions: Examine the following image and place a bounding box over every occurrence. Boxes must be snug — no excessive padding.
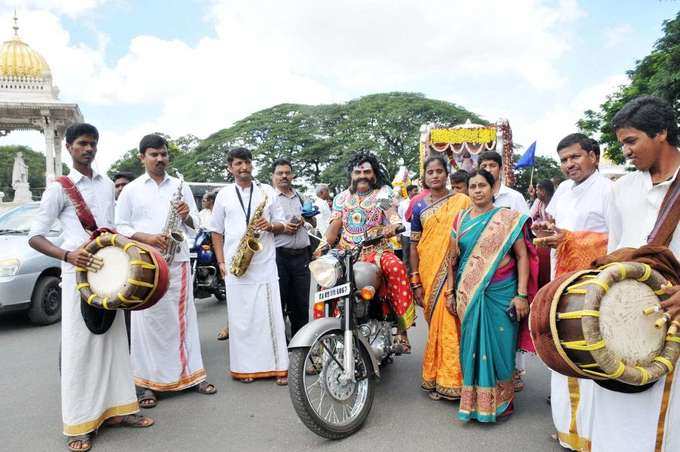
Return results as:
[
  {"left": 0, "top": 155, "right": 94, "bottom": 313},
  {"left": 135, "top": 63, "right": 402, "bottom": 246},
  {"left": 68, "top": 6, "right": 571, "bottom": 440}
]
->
[{"left": 0, "top": 297, "right": 562, "bottom": 452}]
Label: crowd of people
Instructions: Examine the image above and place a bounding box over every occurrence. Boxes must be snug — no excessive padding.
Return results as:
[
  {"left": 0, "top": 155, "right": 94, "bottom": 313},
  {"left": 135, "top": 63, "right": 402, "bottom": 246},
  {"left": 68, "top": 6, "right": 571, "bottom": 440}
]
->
[{"left": 26, "top": 94, "right": 680, "bottom": 451}]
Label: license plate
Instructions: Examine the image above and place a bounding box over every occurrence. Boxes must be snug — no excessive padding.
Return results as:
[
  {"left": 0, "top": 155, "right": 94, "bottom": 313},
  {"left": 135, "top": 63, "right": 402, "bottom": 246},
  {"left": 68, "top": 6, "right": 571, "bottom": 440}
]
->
[
  {"left": 315, "top": 283, "right": 351, "bottom": 302},
  {"left": 189, "top": 252, "right": 198, "bottom": 258}
]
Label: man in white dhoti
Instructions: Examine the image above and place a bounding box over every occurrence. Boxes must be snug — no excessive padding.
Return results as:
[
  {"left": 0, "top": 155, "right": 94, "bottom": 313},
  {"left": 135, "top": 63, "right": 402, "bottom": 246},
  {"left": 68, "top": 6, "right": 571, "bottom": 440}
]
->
[
  {"left": 29, "top": 123, "right": 153, "bottom": 452},
  {"left": 116, "top": 134, "right": 215, "bottom": 408},
  {"left": 210, "top": 147, "right": 289, "bottom": 385},
  {"left": 534, "top": 133, "right": 612, "bottom": 451},
  {"left": 591, "top": 96, "right": 680, "bottom": 452}
]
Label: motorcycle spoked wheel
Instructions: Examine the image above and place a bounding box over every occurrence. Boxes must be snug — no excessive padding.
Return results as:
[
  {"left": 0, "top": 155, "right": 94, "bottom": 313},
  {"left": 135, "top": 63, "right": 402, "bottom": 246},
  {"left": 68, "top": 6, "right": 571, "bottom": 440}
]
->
[{"left": 288, "top": 331, "right": 375, "bottom": 439}]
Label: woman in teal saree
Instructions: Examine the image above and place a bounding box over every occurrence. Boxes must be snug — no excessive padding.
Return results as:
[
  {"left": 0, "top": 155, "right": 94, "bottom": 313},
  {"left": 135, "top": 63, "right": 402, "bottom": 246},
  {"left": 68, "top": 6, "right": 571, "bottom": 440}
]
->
[{"left": 450, "top": 169, "right": 535, "bottom": 423}]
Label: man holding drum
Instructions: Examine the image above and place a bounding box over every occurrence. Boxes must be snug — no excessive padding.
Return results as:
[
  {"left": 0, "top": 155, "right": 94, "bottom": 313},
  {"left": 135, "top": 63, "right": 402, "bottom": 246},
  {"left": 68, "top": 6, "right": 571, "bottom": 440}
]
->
[
  {"left": 590, "top": 95, "right": 680, "bottom": 452},
  {"left": 116, "top": 134, "right": 216, "bottom": 409},
  {"left": 533, "top": 133, "right": 612, "bottom": 451},
  {"left": 29, "top": 123, "right": 153, "bottom": 452}
]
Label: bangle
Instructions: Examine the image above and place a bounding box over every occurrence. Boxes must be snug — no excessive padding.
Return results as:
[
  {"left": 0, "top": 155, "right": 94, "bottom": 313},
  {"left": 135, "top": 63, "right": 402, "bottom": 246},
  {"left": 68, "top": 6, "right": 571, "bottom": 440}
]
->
[
  {"left": 410, "top": 283, "right": 422, "bottom": 290},
  {"left": 63, "top": 251, "right": 70, "bottom": 262},
  {"left": 445, "top": 288, "right": 455, "bottom": 296},
  {"left": 516, "top": 293, "right": 528, "bottom": 299},
  {"left": 218, "top": 261, "right": 225, "bottom": 264},
  {"left": 409, "top": 271, "right": 420, "bottom": 277}
]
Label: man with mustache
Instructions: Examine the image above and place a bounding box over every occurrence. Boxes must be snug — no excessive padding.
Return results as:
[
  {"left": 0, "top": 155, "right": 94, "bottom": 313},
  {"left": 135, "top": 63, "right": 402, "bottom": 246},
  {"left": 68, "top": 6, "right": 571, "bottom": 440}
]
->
[
  {"left": 321, "top": 151, "right": 415, "bottom": 350},
  {"left": 116, "top": 134, "right": 215, "bottom": 409},
  {"left": 589, "top": 95, "right": 680, "bottom": 452},
  {"left": 534, "top": 133, "right": 612, "bottom": 451},
  {"left": 209, "top": 147, "right": 289, "bottom": 385},
  {"left": 29, "top": 123, "right": 153, "bottom": 452},
  {"left": 271, "top": 158, "right": 315, "bottom": 338}
]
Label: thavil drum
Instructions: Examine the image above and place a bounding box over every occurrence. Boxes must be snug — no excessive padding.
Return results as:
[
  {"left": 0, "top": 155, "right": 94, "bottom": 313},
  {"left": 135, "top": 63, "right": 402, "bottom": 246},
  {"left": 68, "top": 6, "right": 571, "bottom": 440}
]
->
[{"left": 76, "top": 232, "right": 169, "bottom": 311}]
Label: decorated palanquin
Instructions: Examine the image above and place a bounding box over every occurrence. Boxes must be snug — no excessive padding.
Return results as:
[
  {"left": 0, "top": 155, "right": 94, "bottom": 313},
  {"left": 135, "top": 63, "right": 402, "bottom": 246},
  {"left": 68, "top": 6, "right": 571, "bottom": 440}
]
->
[{"left": 419, "top": 119, "right": 515, "bottom": 186}]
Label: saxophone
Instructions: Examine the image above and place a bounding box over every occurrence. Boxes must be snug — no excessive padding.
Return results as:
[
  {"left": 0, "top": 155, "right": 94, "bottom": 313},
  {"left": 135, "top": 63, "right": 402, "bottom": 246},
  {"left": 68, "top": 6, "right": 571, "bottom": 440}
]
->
[
  {"left": 161, "top": 170, "right": 186, "bottom": 265},
  {"left": 230, "top": 184, "right": 268, "bottom": 277}
]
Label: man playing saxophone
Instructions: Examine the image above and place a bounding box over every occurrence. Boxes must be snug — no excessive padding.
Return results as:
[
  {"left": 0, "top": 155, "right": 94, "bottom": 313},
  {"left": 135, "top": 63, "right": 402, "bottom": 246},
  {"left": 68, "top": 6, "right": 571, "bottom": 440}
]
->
[
  {"left": 116, "top": 134, "right": 216, "bottom": 409},
  {"left": 209, "top": 147, "right": 290, "bottom": 385}
]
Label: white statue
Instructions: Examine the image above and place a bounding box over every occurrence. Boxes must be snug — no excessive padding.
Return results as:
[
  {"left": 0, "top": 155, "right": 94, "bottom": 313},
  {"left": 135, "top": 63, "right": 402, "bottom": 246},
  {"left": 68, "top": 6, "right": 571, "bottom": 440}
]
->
[
  {"left": 11, "top": 152, "right": 28, "bottom": 189},
  {"left": 11, "top": 152, "right": 32, "bottom": 203}
]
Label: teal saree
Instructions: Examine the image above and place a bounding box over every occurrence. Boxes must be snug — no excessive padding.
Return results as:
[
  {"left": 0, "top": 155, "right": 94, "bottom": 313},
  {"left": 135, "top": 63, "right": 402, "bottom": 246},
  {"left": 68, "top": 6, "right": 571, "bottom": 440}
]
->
[{"left": 452, "top": 207, "right": 529, "bottom": 423}]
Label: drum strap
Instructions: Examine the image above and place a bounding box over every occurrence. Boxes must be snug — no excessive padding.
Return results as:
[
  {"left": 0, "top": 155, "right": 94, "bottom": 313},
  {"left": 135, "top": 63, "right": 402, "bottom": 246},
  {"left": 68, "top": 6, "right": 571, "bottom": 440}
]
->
[
  {"left": 55, "top": 176, "right": 116, "bottom": 335},
  {"left": 648, "top": 169, "right": 680, "bottom": 247},
  {"left": 55, "top": 176, "right": 98, "bottom": 234}
]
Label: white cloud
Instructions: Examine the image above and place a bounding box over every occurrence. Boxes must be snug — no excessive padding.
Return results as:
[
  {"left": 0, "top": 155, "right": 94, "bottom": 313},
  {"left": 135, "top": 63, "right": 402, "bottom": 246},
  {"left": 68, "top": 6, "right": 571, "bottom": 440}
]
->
[
  {"left": 0, "top": 0, "right": 592, "bottom": 171},
  {"left": 604, "top": 24, "right": 634, "bottom": 48}
]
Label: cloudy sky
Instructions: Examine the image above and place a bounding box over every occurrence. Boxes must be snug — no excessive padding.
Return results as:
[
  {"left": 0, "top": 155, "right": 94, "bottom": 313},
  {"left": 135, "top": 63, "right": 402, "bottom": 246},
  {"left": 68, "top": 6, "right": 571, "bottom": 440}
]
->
[{"left": 0, "top": 0, "right": 677, "bottom": 173}]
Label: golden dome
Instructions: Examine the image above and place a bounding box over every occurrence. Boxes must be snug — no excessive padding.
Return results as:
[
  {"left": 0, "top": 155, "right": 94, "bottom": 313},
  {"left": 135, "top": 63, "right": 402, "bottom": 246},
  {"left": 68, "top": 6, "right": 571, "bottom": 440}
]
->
[{"left": 0, "top": 17, "right": 50, "bottom": 78}]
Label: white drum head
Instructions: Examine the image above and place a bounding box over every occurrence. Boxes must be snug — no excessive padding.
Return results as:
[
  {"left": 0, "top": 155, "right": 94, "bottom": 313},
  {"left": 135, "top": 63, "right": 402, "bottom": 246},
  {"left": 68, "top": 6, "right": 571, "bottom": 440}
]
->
[
  {"left": 599, "top": 279, "right": 665, "bottom": 366},
  {"left": 88, "top": 247, "right": 131, "bottom": 299}
]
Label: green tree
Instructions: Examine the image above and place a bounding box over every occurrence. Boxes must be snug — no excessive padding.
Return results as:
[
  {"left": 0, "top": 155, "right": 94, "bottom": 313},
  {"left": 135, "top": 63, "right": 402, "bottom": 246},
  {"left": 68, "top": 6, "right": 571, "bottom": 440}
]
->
[
  {"left": 578, "top": 12, "right": 680, "bottom": 163},
  {"left": 191, "top": 92, "right": 483, "bottom": 192},
  {"left": 0, "top": 145, "right": 68, "bottom": 200},
  {"left": 512, "top": 154, "right": 562, "bottom": 198}
]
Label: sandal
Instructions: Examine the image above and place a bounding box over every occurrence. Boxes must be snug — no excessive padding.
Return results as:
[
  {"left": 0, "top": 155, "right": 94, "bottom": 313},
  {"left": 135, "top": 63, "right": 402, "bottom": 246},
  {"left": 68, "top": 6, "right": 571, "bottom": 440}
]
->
[
  {"left": 67, "top": 434, "right": 92, "bottom": 452},
  {"left": 276, "top": 377, "right": 288, "bottom": 386},
  {"left": 195, "top": 381, "right": 217, "bottom": 395},
  {"left": 395, "top": 332, "right": 412, "bottom": 354},
  {"left": 428, "top": 391, "right": 442, "bottom": 401},
  {"left": 240, "top": 378, "right": 254, "bottom": 384},
  {"left": 104, "top": 413, "right": 154, "bottom": 428},
  {"left": 217, "top": 327, "right": 229, "bottom": 341},
  {"left": 138, "top": 389, "right": 157, "bottom": 409}
]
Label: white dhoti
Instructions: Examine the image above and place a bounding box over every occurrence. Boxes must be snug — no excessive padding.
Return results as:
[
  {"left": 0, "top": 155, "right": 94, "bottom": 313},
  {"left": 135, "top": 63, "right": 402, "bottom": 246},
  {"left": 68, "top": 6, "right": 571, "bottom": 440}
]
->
[
  {"left": 551, "top": 371, "right": 594, "bottom": 450},
  {"left": 590, "top": 371, "right": 679, "bottom": 452},
  {"left": 61, "top": 272, "right": 138, "bottom": 436},
  {"left": 131, "top": 261, "right": 206, "bottom": 391},
  {"left": 226, "top": 278, "right": 289, "bottom": 379}
]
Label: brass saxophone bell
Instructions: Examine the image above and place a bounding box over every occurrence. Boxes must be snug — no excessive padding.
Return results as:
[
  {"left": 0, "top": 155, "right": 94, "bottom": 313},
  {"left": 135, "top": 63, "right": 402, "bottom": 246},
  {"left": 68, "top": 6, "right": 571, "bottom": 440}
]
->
[{"left": 247, "top": 238, "right": 263, "bottom": 253}]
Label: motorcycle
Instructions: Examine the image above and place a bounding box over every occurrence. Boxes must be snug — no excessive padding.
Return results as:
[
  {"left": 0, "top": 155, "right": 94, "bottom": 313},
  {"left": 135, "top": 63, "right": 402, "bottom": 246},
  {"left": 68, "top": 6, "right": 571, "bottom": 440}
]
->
[
  {"left": 189, "top": 228, "right": 226, "bottom": 302},
  {"left": 288, "top": 226, "right": 407, "bottom": 439}
]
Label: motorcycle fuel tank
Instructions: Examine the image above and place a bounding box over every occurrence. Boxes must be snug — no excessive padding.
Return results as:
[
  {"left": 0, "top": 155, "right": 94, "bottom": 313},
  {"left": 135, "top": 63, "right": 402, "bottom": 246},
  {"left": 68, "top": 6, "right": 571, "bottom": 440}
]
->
[{"left": 352, "top": 261, "right": 382, "bottom": 292}]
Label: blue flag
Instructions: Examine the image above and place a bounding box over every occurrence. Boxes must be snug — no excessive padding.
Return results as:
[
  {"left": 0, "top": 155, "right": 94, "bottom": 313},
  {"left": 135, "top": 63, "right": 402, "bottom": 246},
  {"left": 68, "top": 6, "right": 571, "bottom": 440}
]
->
[{"left": 515, "top": 141, "right": 536, "bottom": 169}]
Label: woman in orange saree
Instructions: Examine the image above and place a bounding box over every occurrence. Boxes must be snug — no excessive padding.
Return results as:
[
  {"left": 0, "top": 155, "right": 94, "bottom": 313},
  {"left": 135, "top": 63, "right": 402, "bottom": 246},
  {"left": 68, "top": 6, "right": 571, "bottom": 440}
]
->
[{"left": 410, "top": 156, "right": 471, "bottom": 400}]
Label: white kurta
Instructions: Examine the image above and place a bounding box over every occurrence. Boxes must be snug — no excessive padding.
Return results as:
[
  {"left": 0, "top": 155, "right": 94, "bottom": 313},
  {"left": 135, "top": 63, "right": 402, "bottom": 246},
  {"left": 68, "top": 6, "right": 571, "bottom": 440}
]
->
[
  {"left": 29, "top": 169, "right": 138, "bottom": 436},
  {"left": 590, "top": 167, "right": 680, "bottom": 452},
  {"left": 209, "top": 182, "right": 289, "bottom": 378},
  {"left": 116, "top": 172, "right": 206, "bottom": 390},
  {"left": 545, "top": 171, "right": 613, "bottom": 451}
]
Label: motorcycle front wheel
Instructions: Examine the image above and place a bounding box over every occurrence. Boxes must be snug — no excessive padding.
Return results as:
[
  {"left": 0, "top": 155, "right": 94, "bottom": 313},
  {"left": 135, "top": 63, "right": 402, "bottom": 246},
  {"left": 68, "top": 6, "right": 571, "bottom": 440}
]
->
[{"left": 288, "top": 331, "right": 375, "bottom": 439}]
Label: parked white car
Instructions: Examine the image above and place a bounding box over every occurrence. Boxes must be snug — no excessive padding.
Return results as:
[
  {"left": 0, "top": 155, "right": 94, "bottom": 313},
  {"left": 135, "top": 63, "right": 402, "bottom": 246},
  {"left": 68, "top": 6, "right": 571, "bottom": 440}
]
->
[{"left": 0, "top": 203, "right": 63, "bottom": 324}]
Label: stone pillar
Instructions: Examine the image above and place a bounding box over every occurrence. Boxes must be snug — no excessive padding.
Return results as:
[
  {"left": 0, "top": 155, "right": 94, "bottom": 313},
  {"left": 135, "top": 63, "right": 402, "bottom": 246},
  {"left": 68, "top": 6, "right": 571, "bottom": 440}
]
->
[
  {"left": 43, "top": 117, "right": 55, "bottom": 184},
  {"left": 54, "top": 129, "right": 63, "bottom": 176}
]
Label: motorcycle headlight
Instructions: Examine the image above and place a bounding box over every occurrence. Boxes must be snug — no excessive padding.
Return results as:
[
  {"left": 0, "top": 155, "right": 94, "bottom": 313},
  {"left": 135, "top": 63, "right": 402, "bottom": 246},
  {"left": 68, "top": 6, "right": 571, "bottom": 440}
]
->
[
  {"left": 0, "top": 258, "right": 20, "bottom": 277},
  {"left": 309, "top": 255, "right": 343, "bottom": 288}
]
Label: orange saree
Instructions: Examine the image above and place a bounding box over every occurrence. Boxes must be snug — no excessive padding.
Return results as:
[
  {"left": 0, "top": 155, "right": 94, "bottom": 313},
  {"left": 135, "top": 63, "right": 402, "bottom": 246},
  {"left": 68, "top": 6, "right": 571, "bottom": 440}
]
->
[{"left": 411, "top": 193, "right": 471, "bottom": 398}]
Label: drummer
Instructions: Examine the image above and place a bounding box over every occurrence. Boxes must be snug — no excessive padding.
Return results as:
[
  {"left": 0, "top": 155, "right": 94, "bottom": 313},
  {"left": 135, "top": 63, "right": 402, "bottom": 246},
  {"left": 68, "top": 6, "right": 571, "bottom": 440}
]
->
[
  {"left": 532, "top": 133, "right": 612, "bottom": 451},
  {"left": 28, "top": 123, "right": 153, "bottom": 452},
  {"left": 115, "top": 134, "right": 216, "bottom": 409},
  {"left": 591, "top": 95, "right": 680, "bottom": 451}
]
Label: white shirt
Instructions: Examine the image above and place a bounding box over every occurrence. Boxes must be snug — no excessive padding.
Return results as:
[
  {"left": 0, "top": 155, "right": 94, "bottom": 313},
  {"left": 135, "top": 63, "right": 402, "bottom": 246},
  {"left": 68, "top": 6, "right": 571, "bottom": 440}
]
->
[
  {"left": 494, "top": 184, "right": 529, "bottom": 214},
  {"left": 546, "top": 171, "right": 612, "bottom": 232},
  {"left": 209, "top": 182, "right": 284, "bottom": 285},
  {"left": 198, "top": 208, "right": 213, "bottom": 229},
  {"left": 28, "top": 168, "right": 115, "bottom": 273},
  {"left": 115, "top": 172, "right": 198, "bottom": 263},
  {"left": 397, "top": 198, "right": 411, "bottom": 237},
  {"left": 313, "top": 195, "right": 331, "bottom": 235},
  {"left": 607, "top": 167, "right": 680, "bottom": 255}
]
